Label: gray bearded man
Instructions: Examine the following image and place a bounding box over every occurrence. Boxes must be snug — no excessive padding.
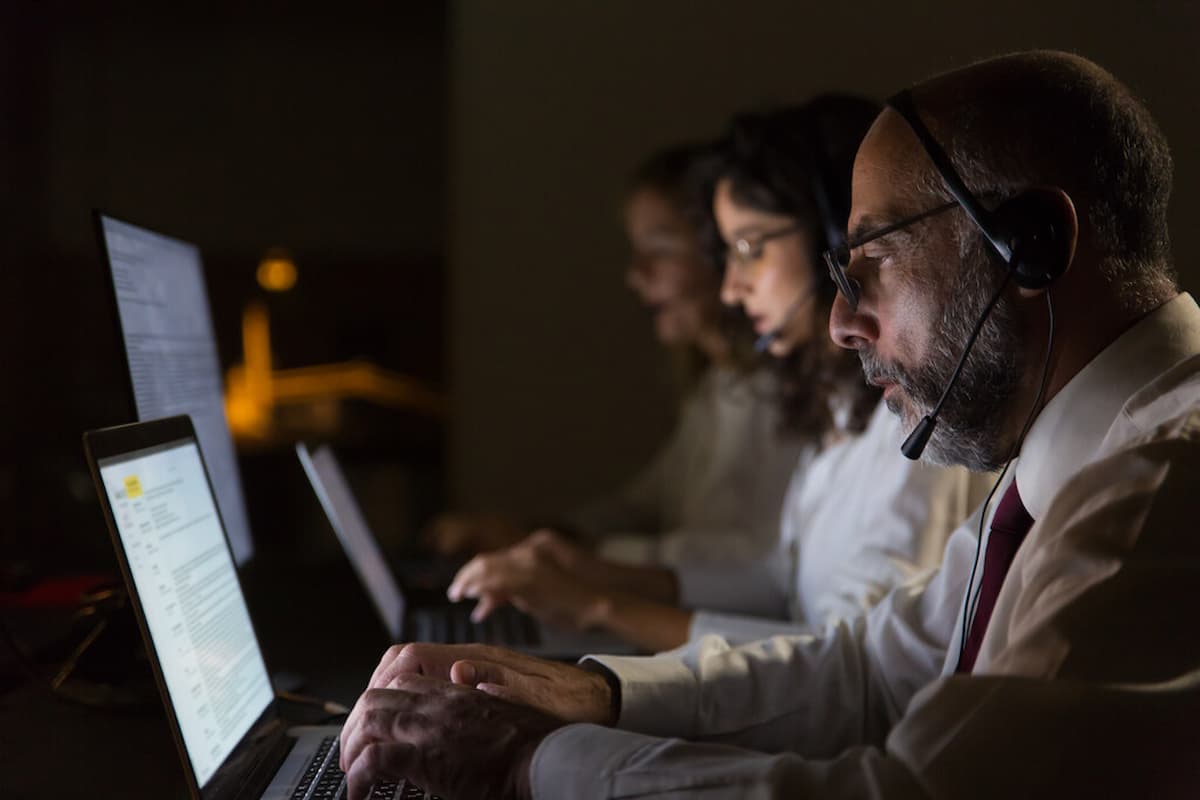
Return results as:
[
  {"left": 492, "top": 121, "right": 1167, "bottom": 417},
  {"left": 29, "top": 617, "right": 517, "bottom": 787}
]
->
[{"left": 338, "top": 50, "right": 1200, "bottom": 799}]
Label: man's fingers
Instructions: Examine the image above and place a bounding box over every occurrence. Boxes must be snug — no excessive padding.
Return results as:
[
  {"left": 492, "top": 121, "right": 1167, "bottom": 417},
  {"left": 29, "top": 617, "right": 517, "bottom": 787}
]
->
[
  {"left": 345, "top": 741, "right": 419, "bottom": 800},
  {"left": 475, "top": 681, "right": 522, "bottom": 704},
  {"left": 342, "top": 681, "right": 441, "bottom": 771},
  {"left": 367, "top": 643, "right": 409, "bottom": 689},
  {"left": 341, "top": 690, "right": 407, "bottom": 773},
  {"left": 449, "top": 658, "right": 517, "bottom": 689},
  {"left": 451, "top": 660, "right": 547, "bottom": 712},
  {"left": 348, "top": 646, "right": 474, "bottom": 741},
  {"left": 342, "top": 695, "right": 398, "bottom": 772},
  {"left": 448, "top": 659, "right": 478, "bottom": 686},
  {"left": 369, "top": 643, "right": 465, "bottom": 689},
  {"left": 341, "top": 676, "right": 562, "bottom": 800}
]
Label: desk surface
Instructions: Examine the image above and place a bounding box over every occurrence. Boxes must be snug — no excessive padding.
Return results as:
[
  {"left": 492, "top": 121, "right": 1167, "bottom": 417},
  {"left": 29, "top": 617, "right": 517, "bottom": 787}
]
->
[{"left": 0, "top": 562, "right": 391, "bottom": 799}]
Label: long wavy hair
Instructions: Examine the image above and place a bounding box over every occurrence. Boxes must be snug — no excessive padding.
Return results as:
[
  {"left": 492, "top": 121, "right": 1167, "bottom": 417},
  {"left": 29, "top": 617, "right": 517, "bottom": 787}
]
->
[{"left": 703, "top": 95, "right": 884, "bottom": 439}]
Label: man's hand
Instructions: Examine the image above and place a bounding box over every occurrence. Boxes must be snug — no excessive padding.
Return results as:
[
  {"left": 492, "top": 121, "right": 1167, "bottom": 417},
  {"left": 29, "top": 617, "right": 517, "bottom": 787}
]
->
[
  {"left": 422, "top": 512, "right": 528, "bottom": 558},
  {"left": 358, "top": 642, "right": 616, "bottom": 725},
  {"left": 339, "top": 675, "right": 564, "bottom": 800},
  {"left": 447, "top": 530, "right": 610, "bottom": 628}
]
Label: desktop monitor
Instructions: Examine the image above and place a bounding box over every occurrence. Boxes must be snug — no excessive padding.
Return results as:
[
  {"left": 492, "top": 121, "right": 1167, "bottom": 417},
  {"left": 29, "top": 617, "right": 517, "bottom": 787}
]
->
[{"left": 95, "top": 213, "right": 255, "bottom": 565}]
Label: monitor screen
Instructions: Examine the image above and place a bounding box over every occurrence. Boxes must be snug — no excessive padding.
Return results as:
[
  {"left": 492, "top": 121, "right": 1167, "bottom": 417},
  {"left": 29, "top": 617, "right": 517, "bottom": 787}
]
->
[
  {"left": 97, "top": 438, "right": 273, "bottom": 787},
  {"left": 99, "top": 214, "right": 254, "bottom": 564}
]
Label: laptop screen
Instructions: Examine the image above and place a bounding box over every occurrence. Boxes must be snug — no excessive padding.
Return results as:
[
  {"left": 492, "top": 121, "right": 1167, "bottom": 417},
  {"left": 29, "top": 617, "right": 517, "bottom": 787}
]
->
[
  {"left": 297, "top": 444, "right": 405, "bottom": 640},
  {"left": 96, "top": 437, "right": 273, "bottom": 788},
  {"left": 98, "top": 214, "right": 255, "bottom": 565}
]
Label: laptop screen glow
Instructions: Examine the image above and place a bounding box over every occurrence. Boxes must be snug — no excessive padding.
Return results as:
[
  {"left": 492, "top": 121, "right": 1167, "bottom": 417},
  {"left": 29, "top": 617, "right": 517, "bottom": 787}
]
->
[
  {"left": 100, "top": 215, "right": 254, "bottom": 565},
  {"left": 97, "top": 438, "right": 273, "bottom": 787}
]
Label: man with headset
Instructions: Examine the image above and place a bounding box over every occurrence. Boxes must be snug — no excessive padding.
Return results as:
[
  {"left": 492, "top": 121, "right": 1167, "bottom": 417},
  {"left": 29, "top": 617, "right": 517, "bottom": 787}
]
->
[{"left": 337, "top": 50, "right": 1200, "bottom": 798}]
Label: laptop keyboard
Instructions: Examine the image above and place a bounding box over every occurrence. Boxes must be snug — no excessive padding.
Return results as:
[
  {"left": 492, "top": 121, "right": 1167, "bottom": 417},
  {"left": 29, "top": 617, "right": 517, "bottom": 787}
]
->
[
  {"left": 411, "top": 603, "right": 541, "bottom": 646},
  {"left": 291, "top": 736, "right": 442, "bottom": 800},
  {"left": 288, "top": 609, "right": 536, "bottom": 799}
]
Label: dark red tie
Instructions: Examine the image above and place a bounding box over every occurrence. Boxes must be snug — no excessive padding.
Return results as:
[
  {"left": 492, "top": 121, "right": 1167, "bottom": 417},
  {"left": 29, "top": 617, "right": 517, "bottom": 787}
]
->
[{"left": 956, "top": 481, "right": 1034, "bottom": 673}]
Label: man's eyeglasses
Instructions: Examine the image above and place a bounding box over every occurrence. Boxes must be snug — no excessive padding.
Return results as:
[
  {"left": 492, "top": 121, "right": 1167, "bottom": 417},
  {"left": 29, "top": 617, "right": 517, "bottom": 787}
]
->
[
  {"left": 822, "top": 200, "right": 958, "bottom": 310},
  {"left": 727, "top": 224, "right": 803, "bottom": 272}
]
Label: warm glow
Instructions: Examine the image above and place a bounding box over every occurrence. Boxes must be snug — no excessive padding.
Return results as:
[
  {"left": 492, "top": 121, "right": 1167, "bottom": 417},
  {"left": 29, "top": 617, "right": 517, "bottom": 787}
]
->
[
  {"left": 256, "top": 249, "right": 298, "bottom": 292},
  {"left": 224, "top": 299, "right": 444, "bottom": 445},
  {"left": 224, "top": 301, "right": 274, "bottom": 439}
]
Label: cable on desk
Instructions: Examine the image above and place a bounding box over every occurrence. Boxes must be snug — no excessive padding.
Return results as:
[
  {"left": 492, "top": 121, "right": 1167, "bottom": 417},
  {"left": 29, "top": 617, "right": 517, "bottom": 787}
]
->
[
  {"left": 276, "top": 689, "right": 351, "bottom": 716},
  {"left": 0, "top": 584, "right": 153, "bottom": 709}
]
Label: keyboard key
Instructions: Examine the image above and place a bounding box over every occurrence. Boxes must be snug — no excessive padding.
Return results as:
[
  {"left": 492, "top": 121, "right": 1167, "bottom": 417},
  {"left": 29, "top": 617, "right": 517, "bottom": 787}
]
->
[
  {"left": 292, "top": 736, "right": 339, "bottom": 799},
  {"left": 410, "top": 604, "right": 540, "bottom": 646},
  {"left": 370, "top": 779, "right": 401, "bottom": 798}
]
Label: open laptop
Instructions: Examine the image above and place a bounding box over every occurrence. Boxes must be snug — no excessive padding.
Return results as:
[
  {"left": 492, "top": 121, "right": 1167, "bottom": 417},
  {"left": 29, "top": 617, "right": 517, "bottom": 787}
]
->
[
  {"left": 95, "top": 212, "right": 255, "bottom": 565},
  {"left": 296, "top": 443, "right": 640, "bottom": 659},
  {"left": 83, "top": 416, "right": 437, "bottom": 800}
]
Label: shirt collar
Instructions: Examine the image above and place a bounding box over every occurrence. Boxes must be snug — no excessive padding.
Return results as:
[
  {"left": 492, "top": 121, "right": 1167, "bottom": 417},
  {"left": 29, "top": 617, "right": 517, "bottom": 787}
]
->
[{"left": 1016, "top": 292, "right": 1200, "bottom": 519}]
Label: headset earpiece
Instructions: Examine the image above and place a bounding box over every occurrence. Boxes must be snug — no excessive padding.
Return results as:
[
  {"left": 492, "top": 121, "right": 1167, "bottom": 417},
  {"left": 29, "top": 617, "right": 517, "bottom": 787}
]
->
[
  {"left": 887, "top": 88, "right": 1072, "bottom": 460},
  {"left": 989, "top": 188, "right": 1073, "bottom": 291}
]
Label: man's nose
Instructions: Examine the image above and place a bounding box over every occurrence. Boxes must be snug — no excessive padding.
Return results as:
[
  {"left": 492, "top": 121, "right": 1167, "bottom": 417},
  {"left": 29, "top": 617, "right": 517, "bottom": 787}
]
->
[{"left": 829, "top": 290, "right": 878, "bottom": 350}]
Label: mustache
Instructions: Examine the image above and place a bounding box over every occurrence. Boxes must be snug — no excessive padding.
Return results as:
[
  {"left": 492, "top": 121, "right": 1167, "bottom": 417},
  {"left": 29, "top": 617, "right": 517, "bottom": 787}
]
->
[{"left": 857, "top": 348, "right": 916, "bottom": 391}]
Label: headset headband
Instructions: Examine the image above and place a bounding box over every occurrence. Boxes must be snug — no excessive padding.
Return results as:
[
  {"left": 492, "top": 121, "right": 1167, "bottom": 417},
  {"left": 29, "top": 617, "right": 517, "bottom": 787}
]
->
[{"left": 886, "top": 90, "right": 1012, "bottom": 263}]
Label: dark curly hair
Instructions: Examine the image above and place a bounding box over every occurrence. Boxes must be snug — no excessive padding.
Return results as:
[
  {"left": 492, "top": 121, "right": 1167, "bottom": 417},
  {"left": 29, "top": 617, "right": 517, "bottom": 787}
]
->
[{"left": 704, "top": 95, "right": 885, "bottom": 439}]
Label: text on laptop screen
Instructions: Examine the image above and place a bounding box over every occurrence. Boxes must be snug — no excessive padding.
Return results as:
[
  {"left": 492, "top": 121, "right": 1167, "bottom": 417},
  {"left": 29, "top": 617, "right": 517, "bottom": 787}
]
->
[
  {"left": 97, "top": 438, "right": 273, "bottom": 787},
  {"left": 100, "top": 215, "right": 254, "bottom": 565}
]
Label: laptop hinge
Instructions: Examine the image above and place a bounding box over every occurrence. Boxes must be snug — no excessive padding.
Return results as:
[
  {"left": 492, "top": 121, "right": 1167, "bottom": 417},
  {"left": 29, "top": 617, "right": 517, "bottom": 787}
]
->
[
  {"left": 206, "top": 718, "right": 293, "bottom": 800},
  {"left": 239, "top": 722, "right": 294, "bottom": 800}
]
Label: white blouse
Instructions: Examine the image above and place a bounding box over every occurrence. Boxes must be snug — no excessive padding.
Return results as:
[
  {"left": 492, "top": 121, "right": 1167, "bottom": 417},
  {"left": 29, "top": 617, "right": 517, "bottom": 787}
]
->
[
  {"left": 674, "top": 400, "right": 986, "bottom": 637},
  {"left": 566, "top": 364, "right": 813, "bottom": 566},
  {"left": 534, "top": 293, "right": 1200, "bottom": 799}
]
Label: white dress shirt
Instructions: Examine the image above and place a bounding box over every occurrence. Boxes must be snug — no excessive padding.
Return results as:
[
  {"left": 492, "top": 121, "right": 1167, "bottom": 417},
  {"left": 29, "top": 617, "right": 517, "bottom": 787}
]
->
[
  {"left": 531, "top": 293, "right": 1200, "bottom": 798},
  {"left": 675, "top": 401, "right": 986, "bottom": 638},
  {"left": 567, "top": 364, "right": 813, "bottom": 566}
]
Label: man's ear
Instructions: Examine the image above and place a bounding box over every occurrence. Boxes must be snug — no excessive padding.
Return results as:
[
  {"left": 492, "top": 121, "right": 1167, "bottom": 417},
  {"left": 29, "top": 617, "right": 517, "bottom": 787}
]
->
[{"left": 997, "top": 186, "right": 1078, "bottom": 298}]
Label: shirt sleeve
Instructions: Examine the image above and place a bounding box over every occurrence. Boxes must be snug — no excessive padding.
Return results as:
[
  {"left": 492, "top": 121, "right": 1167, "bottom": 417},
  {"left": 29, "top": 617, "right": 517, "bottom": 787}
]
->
[
  {"left": 580, "top": 509, "right": 982, "bottom": 756},
  {"left": 687, "top": 610, "right": 813, "bottom": 647},
  {"left": 533, "top": 412, "right": 1200, "bottom": 799},
  {"left": 531, "top": 724, "right": 929, "bottom": 800},
  {"left": 873, "top": 411, "right": 1200, "bottom": 798},
  {"left": 532, "top": 674, "right": 1200, "bottom": 799}
]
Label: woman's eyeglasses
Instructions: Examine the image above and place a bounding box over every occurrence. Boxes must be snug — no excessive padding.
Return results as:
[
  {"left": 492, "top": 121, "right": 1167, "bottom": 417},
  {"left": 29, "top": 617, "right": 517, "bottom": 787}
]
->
[{"left": 726, "top": 224, "right": 803, "bottom": 273}]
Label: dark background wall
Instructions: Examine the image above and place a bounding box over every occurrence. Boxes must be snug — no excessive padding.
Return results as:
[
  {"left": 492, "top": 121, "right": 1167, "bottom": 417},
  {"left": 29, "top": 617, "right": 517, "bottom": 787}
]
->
[
  {"left": 1, "top": 5, "right": 448, "bottom": 574},
  {"left": 448, "top": 0, "right": 1200, "bottom": 518},
  {"left": 2, "top": 2, "right": 1198, "bottom": 580}
]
